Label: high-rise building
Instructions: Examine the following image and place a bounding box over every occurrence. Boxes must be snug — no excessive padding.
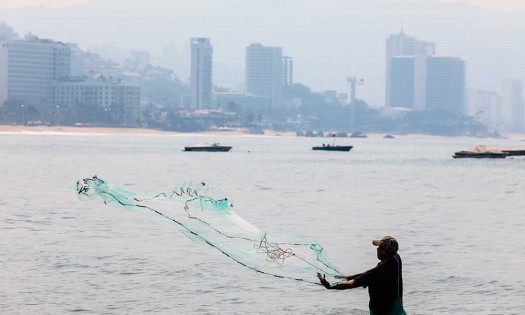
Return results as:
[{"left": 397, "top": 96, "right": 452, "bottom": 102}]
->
[
  {"left": 425, "top": 56, "right": 465, "bottom": 114},
  {"left": 501, "top": 79, "right": 523, "bottom": 132},
  {"left": 282, "top": 56, "right": 293, "bottom": 86},
  {"left": 190, "top": 37, "right": 213, "bottom": 110},
  {"left": 389, "top": 55, "right": 465, "bottom": 113},
  {"left": 386, "top": 31, "right": 465, "bottom": 114},
  {"left": 389, "top": 57, "right": 415, "bottom": 108},
  {"left": 0, "top": 35, "right": 70, "bottom": 107},
  {"left": 246, "top": 43, "right": 283, "bottom": 108},
  {"left": 385, "top": 30, "right": 435, "bottom": 107}
]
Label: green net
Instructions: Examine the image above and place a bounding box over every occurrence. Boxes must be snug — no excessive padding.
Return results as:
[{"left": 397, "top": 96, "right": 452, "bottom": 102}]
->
[{"left": 76, "top": 176, "right": 341, "bottom": 285}]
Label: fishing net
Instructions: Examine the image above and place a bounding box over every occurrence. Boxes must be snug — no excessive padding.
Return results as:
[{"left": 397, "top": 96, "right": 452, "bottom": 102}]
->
[{"left": 76, "top": 176, "right": 341, "bottom": 285}]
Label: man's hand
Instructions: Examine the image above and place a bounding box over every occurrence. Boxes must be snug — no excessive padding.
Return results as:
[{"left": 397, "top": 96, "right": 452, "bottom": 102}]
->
[{"left": 317, "top": 272, "right": 331, "bottom": 289}]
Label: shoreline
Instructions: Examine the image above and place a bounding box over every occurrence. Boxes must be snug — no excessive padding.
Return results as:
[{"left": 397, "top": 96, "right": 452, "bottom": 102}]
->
[
  {"left": 0, "top": 125, "right": 296, "bottom": 137},
  {"left": 0, "top": 125, "right": 523, "bottom": 140}
]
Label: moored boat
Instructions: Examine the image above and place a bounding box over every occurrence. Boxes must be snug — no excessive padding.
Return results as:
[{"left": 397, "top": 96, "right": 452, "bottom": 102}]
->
[
  {"left": 183, "top": 143, "right": 232, "bottom": 152},
  {"left": 453, "top": 145, "right": 507, "bottom": 158},
  {"left": 452, "top": 151, "right": 507, "bottom": 158},
  {"left": 312, "top": 145, "right": 353, "bottom": 152}
]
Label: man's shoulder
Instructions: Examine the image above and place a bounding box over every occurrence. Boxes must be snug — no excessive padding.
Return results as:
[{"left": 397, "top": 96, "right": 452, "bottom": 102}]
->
[{"left": 393, "top": 253, "right": 402, "bottom": 265}]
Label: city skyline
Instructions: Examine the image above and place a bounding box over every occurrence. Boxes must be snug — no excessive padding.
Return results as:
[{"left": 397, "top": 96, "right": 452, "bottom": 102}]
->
[{"left": 1, "top": 0, "right": 524, "bottom": 106}]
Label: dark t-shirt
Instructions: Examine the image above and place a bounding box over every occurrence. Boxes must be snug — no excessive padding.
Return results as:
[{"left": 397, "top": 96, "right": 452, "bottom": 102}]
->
[{"left": 354, "top": 253, "right": 403, "bottom": 315}]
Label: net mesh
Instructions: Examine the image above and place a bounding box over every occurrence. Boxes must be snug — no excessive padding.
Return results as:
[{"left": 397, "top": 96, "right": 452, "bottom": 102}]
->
[{"left": 76, "top": 176, "right": 341, "bottom": 284}]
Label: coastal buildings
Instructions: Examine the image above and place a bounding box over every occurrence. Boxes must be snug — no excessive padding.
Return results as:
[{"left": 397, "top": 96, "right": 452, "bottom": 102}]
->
[
  {"left": 0, "top": 35, "right": 70, "bottom": 107},
  {"left": 385, "top": 30, "right": 435, "bottom": 108},
  {"left": 246, "top": 43, "right": 283, "bottom": 108},
  {"left": 54, "top": 75, "right": 140, "bottom": 126},
  {"left": 425, "top": 56, "right": 466, "bottom": 114},
  {"left": 501, "top": 79, "right": 524, "bottom": 132},
  {"left": 190, "top": 37, "right": 213, "bottom": 110},
  {"left": 386, "top": 31, "right": 465, "bottom": 114},
  {"left": 466, "top": 89, "right": 501, "bottom": 130},
  {"left": 0, "top": 34, "right": 140, "bottom": 126}
]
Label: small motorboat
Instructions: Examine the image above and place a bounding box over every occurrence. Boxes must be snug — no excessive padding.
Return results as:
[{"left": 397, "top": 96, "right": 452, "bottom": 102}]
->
[
  {"left": 312, "top": 144, "right": 353, "bottom": 152},
  {"left": 183, "top": 143, "right": 232, "bottom": 152}
]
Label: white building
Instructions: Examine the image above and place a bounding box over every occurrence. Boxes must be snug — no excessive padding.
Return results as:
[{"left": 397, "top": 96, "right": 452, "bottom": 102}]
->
[
  {"left": 190, "top": 37, "right": 213, "bottom": 110},
  {"left": 501, "top": 79, "right": 523, "bottom": 132},
  {"left": 465, "top": 89, "right": 501, "bottom": 131},
  {"left": 0, "top": 35, "right": 70, "bottom": 107},
  {"left": 389, "top": 55, "right": 465, "bottom": 114},
  {"left": 54, "top": 75, "right": 140, "bottom": 126},
  {"left": 385, "top": 30, "right": 435, "bottom": 107},
  {"left": 246, "top": 43, "right": 283, "bottom": 108}
]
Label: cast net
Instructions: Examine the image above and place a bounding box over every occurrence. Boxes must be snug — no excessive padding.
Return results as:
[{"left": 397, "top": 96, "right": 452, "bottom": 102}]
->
[{"left": 76, "top": 176, "right": 341, "bottom": 285}]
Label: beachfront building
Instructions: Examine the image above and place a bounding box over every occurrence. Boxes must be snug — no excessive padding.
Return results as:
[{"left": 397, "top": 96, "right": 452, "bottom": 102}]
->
[
  {"left": 389, "top": 57, "right": 415, "bottom": 108},
  {"left": 425, "top": 56, "right": 465, "bottom": 114},
  {"left": 466, "top": 89, "right": 501, "bottom": 131},
  {"left": 389, "top": 55, "right": 465, "bottom": 114},
  {"left": 501, "top": 79, "right": 524, "bottom": 132},
  {"left": 190, "top": 37, "right": 213, "bottom": 110},
  {"left": 246, "top": 43, "right": 283, "bottom": 108},
  {"left": 385, "top": 30, "right": 435, "bottom": 107},
  {"left": 54, "top": 75, "right": 140, "bottom": 126},
  {"left": 0, "top": 34, "right": 70, "bottom": 107}
]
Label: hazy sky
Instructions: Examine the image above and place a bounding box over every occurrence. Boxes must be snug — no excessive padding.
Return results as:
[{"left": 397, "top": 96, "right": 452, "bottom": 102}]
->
[{"left": 1, "top": 0, "right": 524, "bottom": 106}]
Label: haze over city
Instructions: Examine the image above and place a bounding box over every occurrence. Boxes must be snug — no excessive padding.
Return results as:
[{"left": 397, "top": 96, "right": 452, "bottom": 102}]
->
[{"left": 1, "top": 0, "right": 524, "bottom": 106}]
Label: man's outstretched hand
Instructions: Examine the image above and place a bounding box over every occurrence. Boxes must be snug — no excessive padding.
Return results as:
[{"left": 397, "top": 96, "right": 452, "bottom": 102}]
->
[{"left": 317, "top": 272, "right": 331, "bottom": 289}]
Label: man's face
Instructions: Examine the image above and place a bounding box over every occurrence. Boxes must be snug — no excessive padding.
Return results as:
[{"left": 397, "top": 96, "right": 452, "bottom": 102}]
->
[{"left": 376, "top": 245, "right": 386, "bottom": 260}]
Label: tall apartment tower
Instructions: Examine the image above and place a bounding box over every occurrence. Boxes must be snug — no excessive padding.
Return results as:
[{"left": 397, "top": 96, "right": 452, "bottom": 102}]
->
[
  {"left": 282, "top": 56, "right": 293, "bottom": 86},
  {"left": 0, "top": 35, "right": 70, "bottom": 107},
  {"left": 425, "top": 57, "right": 465, "bottom": 114},
  {"left": 190, "top": 37, "right": 213, "bottom": 110},
  {"left": 389, "top": 55, "right": 465, "bottom": 113},
  {"left": 501, "top": 79, "right": 523, "bottom": 132},
  {"left": 246, "top": 43, "right": 283, "bottom": 108},
  {"left": 385, "top": 30, "right": 435, "bottom": 107}
]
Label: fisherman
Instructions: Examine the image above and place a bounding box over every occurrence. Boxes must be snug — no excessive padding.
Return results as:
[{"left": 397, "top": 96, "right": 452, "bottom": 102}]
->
[{"left": 317, "top": 236, "right": 406, "bottom": 315}]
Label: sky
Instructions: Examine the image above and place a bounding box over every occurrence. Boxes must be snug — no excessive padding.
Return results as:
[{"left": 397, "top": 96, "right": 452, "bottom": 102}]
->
[{"left": 1, "top": 0, "right": 524, "bottom": 106}]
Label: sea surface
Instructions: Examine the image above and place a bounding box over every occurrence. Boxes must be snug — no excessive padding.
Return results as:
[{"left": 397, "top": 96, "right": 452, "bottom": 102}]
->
[{"left": 1, "top": 133, "right": 524, "bottom": 315}]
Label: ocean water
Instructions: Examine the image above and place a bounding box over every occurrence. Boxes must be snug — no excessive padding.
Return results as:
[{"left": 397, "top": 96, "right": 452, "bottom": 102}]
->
[{"left": 1, "top": 133, "right": 524, "bottom": 315}]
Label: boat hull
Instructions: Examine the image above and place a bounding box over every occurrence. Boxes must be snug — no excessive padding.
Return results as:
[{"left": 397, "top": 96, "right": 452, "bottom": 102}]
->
[
  {"left": 184, "top": 146, "right": 232, "bottom": 152},
  {"left": 312, "top": 146, "right": 353, "bottom": 152},
  {"left": 453, "top": 152, "right": 507, "bottom": 158}
]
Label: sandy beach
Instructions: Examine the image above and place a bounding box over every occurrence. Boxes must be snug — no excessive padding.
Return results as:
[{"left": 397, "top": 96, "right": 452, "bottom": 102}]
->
[
  {"left": 0, "top": 125, "right": 295, "bottom": 137},
  {"left": 1, "top": 124, "right": 522, "bottom": 140}
]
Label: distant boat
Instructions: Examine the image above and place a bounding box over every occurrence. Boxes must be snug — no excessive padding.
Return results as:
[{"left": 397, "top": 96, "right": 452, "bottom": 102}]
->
[
  {"left": 453, "top": 151, "right": 507, "bottom": 159},
  {"left": 312, "top": 133, "right": 353, "bottom": 151},
  {"left": 312, "top": 144, "right": 353, "bottom": 152},
  {"left": 183, "top": 143, "right": 232, "bottom": 152},
  {"left": 500, "top": 149, "right": 525, "bottom": 156},
  {"left": 453, "top": 145, "right": 507, "bottom": 158}
]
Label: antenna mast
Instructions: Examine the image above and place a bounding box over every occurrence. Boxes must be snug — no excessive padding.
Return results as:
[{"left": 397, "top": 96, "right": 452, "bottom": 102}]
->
[{"left": 347, "top": 76, "right": 364, "bottom": 125}]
